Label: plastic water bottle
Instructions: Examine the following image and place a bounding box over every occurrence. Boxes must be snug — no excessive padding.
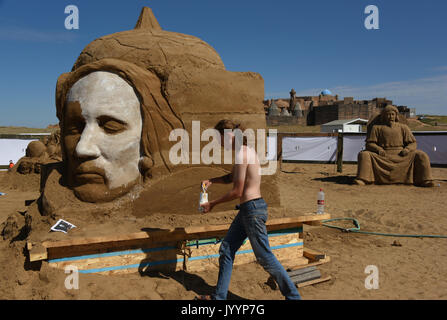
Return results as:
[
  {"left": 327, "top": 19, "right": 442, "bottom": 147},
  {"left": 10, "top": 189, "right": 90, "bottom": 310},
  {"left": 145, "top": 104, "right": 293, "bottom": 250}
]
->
[
  {"left": 198, "top": 182, "right": 209, "bottom": 212},
  {"left": 198, "top": 191, "right": 208, "bottom": 212},
  {"left": 317, "top": 188, "right": 325, "bottom": 214}
]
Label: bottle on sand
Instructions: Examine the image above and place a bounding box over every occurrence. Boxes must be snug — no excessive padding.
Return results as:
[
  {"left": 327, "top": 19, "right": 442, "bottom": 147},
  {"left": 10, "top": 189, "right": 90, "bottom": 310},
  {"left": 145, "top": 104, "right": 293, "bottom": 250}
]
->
[{"left": 317, "top": 188, "right": 325, "bottom": 214}]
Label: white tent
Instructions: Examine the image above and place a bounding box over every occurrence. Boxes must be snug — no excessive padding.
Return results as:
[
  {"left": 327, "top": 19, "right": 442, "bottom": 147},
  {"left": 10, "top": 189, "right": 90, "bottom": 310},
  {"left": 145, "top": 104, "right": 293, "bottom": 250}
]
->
[{"left": 320, "top": 118, "right": 368, "bottom": 133}]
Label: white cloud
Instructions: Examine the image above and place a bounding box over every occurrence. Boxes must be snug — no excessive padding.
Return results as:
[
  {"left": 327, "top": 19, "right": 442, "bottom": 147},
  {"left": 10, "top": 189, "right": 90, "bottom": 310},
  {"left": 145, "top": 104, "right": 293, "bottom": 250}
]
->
[{"left": 432, "top": 66, "right": 447, "bottom": 72}]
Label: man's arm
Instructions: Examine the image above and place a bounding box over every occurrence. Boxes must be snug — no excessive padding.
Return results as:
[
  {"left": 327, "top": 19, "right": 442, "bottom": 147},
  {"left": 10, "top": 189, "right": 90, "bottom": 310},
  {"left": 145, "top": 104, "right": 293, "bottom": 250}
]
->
[
  {"left": 201, "top": 171, "right": 233, "bottom": 190},
  {"left": 202, "top": 159, "right": 248, "bottom": 213},
  {"left": 211, "top": 172, "right": 233, "bottom": 184}
]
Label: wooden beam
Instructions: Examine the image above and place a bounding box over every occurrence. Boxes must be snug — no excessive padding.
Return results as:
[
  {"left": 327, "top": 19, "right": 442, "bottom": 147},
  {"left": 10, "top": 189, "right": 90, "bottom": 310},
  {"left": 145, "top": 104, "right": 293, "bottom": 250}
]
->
[
  {"left": 43, "top": 214, "right": 330, "bottom": 249},
  {"left": 303, "top": 221, "right": 322, "bottom": 226},
  {"left": 286, "top": 256, "right": 331, "bottom": 271},
  {"left": 303, "top": 248, "right": 326, "bottom": 262},
  {"left": 287, "top": 266, "right": 317, "bottom": 277},
  {"left": 297, "top": 276, "right": 331, "bottom": 288},
  {"left": 33, "top": 214, "right": 330, "bottom": 261},
  {"left": 290, "top": 269, "right": 321, "bottom": 284},
  {"left": 29, "top": 244, "right": 48, "bottom": 262}
]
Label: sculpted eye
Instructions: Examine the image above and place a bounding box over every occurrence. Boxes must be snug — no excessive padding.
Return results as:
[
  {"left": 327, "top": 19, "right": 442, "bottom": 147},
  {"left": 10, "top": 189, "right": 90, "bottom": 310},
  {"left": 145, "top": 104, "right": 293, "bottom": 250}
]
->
[
  {"left": 65, "top": 119, "right": 85, "bottom": 135},
  {"left": 97, "top": 116, "right": 127, "bottom": 134},
  {"left": 64, "top": 102, "right": 85, "bottom": 136}
]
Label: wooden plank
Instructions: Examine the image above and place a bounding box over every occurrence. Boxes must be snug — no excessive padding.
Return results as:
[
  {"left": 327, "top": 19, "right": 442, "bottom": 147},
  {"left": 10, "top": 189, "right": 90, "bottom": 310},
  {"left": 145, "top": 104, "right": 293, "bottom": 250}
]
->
[
  {"left": 286, "top": 255, "right": 331, "bottom": 271},
  {"left": 303, "top": 248, "right": 326, "bottom": 262},
  {"left": 303, "top": 221, "right": 322, "bottom": 226},
  {"left": 48, "top": 231, "right": 304, "bottom": 274},
  {"left": 297, "top": 275, "right": 331, "bottom": 288},
  {"left": 287, "top": 266, "right": 317, "bottom": 278},
  {"left": 42, "top": 214, "right": 329, "bottom": 250},
  {"left": 290, "top": 270, "right": 321, "bottom": 284},
  {"left": 29, "top": 244, "right": 48, "bottom": 262},
  {"left": 33, "top": 215, "right": 330, "bottom": 261},
  {"left": 46, "top": 239, "right": 180, "bottom": 260}
]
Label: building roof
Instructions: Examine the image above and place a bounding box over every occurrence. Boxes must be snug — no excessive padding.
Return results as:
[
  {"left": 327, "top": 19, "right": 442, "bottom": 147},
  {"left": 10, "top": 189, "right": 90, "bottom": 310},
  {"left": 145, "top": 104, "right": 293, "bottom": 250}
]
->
[
  {"left": 321, "top": 89, "right": 332, "bottom": 96},
  {"left": 280, "top": 107, "right": 290, "bottom": 116},
  {"left": 293, "top": 102, "right": 302, "bottom": 111},
  {"left": 321, "top": 118, "right": 368, "bottom": 126},
  {"left": 268, "top": 101, "right": 280, "bottom": 116}
]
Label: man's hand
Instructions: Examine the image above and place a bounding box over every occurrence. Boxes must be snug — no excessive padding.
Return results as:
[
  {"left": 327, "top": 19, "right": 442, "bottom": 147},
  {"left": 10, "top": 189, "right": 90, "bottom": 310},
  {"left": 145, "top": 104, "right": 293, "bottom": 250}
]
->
[
  {"left": 201, "top": 180, "right": 212, "bottom": 190},
  {"left": 200, "top": 201, "right": 214, "bottom": 213},
  {"left": 399, "top": 149, "right": 409, "bottom": 157}
]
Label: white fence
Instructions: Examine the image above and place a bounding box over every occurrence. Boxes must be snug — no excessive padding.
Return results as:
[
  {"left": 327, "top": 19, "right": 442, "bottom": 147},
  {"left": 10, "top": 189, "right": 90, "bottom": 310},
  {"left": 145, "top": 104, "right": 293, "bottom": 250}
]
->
[
  {"left": 267, "top": 132, "right": 447, "bottom": 165},
  {"left": 0, "top": 134, "right": 50, "bottom": 166}
]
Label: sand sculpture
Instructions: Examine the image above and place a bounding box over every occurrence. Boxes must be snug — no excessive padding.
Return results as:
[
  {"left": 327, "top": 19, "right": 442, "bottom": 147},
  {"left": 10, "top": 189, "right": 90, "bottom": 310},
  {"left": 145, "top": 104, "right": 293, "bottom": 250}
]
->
[
  {"left": 38, "top": 7, "right": 279, "bottom": 218},
  {"left": 14, "top": 130, "right": 62, "bottom": 175},
  {"left": 354, "top": 105, "right": 435, "bottom": 187}
]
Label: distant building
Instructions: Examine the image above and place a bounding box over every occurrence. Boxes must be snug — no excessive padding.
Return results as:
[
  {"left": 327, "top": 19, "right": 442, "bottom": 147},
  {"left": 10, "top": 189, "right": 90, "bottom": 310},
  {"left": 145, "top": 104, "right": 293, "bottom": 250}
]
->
[
  {"left": 320, "top": 118, "right": 368, "bottom": 133},
  {"left": 264, "top": 89, "right": 414, "bottom": 126}
]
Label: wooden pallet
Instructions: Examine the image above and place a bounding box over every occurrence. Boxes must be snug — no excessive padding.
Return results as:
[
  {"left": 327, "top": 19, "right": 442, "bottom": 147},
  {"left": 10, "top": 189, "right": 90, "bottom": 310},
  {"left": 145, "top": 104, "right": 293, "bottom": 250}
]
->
[{"left": 27, "top": 214, "right": 331, "bottom": 275}]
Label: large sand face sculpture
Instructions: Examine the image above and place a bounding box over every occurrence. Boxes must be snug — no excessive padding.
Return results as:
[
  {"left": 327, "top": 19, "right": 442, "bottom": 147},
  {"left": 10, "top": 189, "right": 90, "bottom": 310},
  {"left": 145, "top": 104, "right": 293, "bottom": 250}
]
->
[
  {"left": 65, "top": 71, "right": 143, "bottom": 202},
  {"left": 45, "top": 7, "right": 279, "bottom": 212}
]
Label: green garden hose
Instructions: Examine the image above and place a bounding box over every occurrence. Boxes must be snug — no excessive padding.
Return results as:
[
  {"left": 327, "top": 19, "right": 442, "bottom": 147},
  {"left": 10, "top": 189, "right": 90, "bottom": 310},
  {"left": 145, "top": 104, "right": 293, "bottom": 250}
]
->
[{"left": 321, "top": 218, "right": 447, "bottom": 239}]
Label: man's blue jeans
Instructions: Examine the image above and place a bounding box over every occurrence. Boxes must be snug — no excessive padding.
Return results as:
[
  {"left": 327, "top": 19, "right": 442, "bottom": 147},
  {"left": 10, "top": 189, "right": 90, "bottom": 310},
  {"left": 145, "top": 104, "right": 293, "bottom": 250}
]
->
[{"left": 212, "top": 198, "right": 301, "bottom": 300}]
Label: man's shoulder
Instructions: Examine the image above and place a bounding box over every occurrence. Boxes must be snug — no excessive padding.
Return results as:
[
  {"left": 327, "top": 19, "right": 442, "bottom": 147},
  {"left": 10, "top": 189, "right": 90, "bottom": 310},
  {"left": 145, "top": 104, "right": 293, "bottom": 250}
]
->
[{"left": 235, "top": 145, "right": 258, "bottom": 165}]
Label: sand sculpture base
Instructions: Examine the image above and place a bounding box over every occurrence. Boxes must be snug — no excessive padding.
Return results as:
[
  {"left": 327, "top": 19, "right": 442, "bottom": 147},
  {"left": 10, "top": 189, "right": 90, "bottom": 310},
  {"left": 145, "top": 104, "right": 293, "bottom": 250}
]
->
[{"left": 27, "top": 214, "right": 330, "bottom": 276}]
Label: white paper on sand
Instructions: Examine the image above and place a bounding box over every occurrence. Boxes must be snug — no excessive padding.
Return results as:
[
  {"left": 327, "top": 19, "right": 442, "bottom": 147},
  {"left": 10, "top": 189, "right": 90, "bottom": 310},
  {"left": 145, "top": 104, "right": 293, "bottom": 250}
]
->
[{"left": 50, "top": 219, "right": 76, "bottom": 234}]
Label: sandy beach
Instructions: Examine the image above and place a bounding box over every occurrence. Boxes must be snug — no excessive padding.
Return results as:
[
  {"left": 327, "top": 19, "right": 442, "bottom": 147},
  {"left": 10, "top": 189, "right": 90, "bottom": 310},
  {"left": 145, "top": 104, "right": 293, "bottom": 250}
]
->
[{"left": 1, "top": 163, "right": 446, "bottom": 300}]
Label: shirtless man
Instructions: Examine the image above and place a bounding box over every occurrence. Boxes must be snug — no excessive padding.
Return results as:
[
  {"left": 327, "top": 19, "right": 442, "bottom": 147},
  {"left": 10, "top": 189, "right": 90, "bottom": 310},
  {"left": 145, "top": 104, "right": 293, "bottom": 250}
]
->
[{"left": 199, "top": 119, "right": 301, "bottom": 300}]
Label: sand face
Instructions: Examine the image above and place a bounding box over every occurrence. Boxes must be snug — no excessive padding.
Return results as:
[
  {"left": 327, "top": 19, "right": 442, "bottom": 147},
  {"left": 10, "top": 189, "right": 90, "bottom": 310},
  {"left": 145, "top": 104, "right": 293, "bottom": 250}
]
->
[
  {"left": 1, "top": 163, "right": 446, "bottom": 299},
  {"left": 64, "top": 72, "right": 143, "bottom": 202}
]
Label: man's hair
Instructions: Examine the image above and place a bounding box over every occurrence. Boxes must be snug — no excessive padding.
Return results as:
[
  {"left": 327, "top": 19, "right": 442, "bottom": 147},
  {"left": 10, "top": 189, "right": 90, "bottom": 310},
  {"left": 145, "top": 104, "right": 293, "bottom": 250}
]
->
[
  {"left": 214, "top": 119, "right": 248, "bottom": 147},
  {"left": 214, "top": 119, "right": 244, "bottom": 135}
]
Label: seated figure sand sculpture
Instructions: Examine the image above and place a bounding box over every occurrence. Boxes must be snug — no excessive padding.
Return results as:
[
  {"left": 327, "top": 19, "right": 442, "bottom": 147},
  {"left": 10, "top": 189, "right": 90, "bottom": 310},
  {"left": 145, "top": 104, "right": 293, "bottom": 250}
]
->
[
  {"left": 38, "top": 7, "right": 279, "bottom": 216},
  {"left": 354, "top": 105, "right": 435, "bottom": 187}
]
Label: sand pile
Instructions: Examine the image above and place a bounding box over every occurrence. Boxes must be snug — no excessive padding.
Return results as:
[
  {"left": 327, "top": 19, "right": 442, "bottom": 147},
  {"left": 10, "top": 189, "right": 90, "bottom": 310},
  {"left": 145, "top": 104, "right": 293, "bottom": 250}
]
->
[
  {"left": 1, "top": 163, "right": 446, "bottom": 300},
  {"left": 0, "top": 170, "right": 41, "bottom": 193}
]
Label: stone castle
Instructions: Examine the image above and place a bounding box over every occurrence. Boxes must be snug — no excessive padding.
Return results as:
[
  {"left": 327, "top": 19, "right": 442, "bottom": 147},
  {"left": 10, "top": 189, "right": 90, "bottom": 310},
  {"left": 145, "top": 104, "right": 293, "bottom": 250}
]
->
[{"left": 264, "top": 88, "right": 414, "bottom": 126}]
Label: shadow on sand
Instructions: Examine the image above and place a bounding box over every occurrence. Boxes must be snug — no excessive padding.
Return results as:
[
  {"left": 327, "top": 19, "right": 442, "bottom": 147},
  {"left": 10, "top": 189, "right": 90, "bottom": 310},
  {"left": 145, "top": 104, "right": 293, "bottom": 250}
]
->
[
  {"left": 139, "top": 269, "right": 247, "bottom": 300},
  {"left": 312, "top": 175, "right": 355, "bottom": 185},
  {"left": 137, "top": 227, "right": 246, "bottom": 300}
]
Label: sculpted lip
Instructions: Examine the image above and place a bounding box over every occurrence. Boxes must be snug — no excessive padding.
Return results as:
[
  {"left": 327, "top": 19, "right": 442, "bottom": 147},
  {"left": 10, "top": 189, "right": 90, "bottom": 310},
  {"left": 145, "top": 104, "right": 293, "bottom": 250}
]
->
[{"left": 74, "top": 164, "right": 105, "bottom": 183}]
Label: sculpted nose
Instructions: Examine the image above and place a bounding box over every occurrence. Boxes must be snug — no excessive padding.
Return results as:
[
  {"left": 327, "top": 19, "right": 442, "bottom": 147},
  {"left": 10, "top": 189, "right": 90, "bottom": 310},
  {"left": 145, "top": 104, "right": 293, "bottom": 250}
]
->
[{"left": 75, "top": 125, "right": 101, "bottom": 159}]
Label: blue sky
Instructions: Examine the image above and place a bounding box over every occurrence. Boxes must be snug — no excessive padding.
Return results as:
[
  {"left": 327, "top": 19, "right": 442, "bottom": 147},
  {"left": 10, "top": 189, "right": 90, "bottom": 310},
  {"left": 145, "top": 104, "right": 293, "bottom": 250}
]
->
[{"left": 0, "top": 0, "right": 446, "bottom": 127}]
